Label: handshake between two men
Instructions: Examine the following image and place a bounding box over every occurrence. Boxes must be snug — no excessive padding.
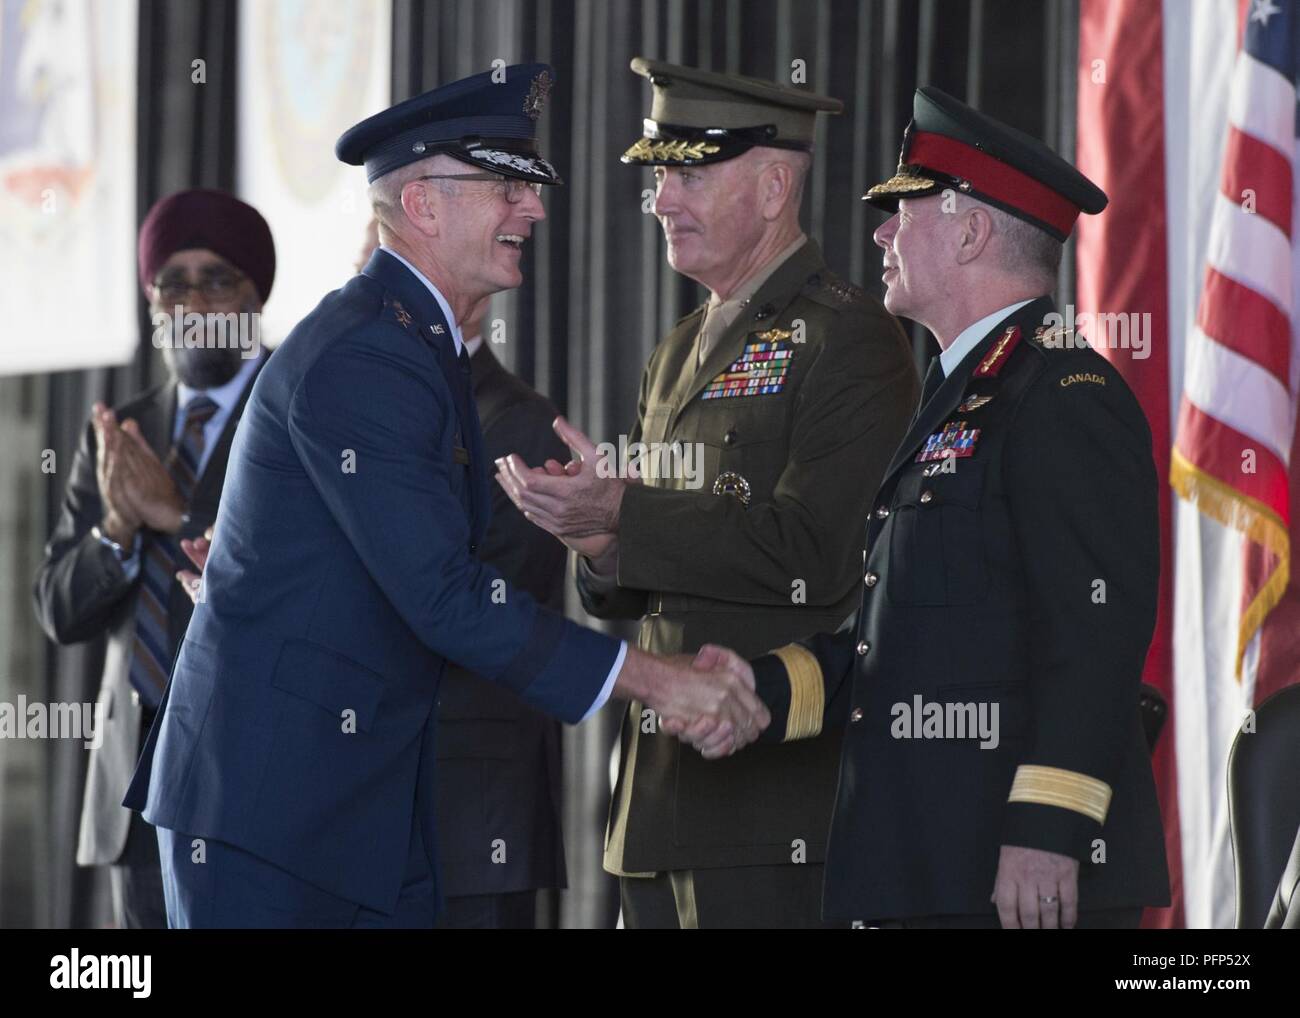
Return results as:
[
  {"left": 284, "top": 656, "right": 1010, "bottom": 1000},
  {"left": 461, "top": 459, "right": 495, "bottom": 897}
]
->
[{"left": 175, "top": 518, "right": 769, "bottom": 761}]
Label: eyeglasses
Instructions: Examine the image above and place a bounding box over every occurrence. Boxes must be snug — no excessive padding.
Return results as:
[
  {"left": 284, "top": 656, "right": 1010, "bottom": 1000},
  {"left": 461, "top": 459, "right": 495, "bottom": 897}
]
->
[
  {"left": 416, "top": 173, "right": 544, "bottom": 204},
  {"left": 150, "top": 270, "right": 247, "bottom": 304}
]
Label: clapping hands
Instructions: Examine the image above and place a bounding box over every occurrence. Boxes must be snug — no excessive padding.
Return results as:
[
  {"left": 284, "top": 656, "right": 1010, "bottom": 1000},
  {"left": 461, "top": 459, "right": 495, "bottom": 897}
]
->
[
  {"left": 91, "top": 402, "right": 186, "bottom": 538},
  {"left": 494, "top": 415, "right": 637, "bottom": 562}
]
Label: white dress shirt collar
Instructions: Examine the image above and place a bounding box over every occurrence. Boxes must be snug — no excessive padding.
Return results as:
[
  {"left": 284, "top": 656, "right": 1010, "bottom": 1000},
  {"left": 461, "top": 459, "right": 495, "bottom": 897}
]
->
[
  {"left": 939, "top": 298, "right": 1036, "bottom": 377},
  {"left": 379, "top": 244, "right": 465, "bottom": 356}
]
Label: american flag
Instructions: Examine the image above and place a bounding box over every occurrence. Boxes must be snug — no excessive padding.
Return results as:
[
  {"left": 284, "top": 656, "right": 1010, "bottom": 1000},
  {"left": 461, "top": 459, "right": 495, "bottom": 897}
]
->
[
  {"left": 1170, "top": 0, "right": 1296, "bottom": 680},
  {"left": 1077, "top": 0, "right": 1300, "bottom": 927}
]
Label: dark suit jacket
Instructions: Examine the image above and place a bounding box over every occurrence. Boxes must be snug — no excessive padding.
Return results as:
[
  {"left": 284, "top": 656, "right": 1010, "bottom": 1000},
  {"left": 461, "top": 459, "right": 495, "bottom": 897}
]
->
[
  {"left": 435, "top": 344, "right": 570, "bottom": 897},
  {"left": 123, "top": 249, "right": 619, "bottom": 916},
  {"left": 33, "top": 362, "right": 262, "bottom": 867},
  {"left": 751, "top": 298, "right": 1170, "bottom": 920}
]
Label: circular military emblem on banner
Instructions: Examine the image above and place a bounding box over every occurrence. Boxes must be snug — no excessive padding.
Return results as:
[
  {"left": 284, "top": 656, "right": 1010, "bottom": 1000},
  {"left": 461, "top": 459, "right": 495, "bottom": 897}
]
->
[{"left": 264, "top": 0, "right": 379, "bottom": 204}]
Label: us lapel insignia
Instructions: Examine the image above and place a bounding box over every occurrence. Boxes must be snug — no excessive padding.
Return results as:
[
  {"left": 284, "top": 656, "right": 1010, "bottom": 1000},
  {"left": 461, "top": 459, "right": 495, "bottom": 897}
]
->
[
  {"left": 915, "top": 419, "right": 981, "bottom": 462},
  {"left": 702, "top": 333, "right": 796, "bottom": 400},
  {"left": 429, "top": 323, "right": 446, "bottom": 335},
  {"left": 973, "top": 325, "right": 1021, "bottom": 378},
  {"left": 956, "top": 393, "right": 995, "bottom": 413}
]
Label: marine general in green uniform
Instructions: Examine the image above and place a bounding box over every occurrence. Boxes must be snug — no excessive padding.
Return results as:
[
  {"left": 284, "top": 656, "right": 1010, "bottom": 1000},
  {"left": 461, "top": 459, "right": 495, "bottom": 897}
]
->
[
  {"left": 695, "top": 87, "right": 1171, "bottom": 929},
  {"left": 496, "top": 60, "right": 918, "bottom": 928}
]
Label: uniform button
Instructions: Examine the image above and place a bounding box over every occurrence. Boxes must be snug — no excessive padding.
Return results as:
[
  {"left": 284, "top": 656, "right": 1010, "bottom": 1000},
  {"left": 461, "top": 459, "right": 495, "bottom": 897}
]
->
[
  {"left": 723, "top": 429, "right": 738, "bottom": 446},
  {"left": 864, "top": 572, "right": 878, "bottom": 587},
  {"left": 131, "top": 690, "right": 141, "bottom": 707},
  {"left": 874, "top": 505, "right": 890, "bottom": 519},
  {"left": 919, "top": 490, "right": 934, "bottom": 504},
  {"left": 856, "top": 640, "right": 870, "bottom": 656},
  {"left": 850, "top": 707, "right": 864, "bottom": 723}
]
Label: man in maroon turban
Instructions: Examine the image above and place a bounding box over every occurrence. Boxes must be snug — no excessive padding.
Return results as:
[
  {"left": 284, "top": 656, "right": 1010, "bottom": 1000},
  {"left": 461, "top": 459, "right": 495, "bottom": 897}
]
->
[
  {"left": 138, "top": 188, "right": 275, "bottom": 389},
  {"left": 34, "top": 188, "right": 275, "bottom": 928}
]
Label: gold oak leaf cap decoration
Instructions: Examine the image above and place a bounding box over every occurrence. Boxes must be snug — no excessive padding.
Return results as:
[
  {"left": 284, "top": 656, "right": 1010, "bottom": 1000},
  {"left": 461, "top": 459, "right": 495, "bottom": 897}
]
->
[{"left": 621, "top": 57, "right": 842, "bottom": 167}]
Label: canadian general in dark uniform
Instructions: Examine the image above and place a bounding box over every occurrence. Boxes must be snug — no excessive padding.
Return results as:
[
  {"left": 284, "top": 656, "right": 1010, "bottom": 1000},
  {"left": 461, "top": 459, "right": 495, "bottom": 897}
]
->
[
  {"left": 698, "top": 87, "right": 1170, "bottom": 928},
  {"left": 497, "top": 60, "right": 917, "bottom": 928}
]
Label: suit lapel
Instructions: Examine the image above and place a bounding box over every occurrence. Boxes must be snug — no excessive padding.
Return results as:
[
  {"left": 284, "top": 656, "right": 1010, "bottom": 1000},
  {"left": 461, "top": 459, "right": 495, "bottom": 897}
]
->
[
  {"left": 882, "top": 296, "right": 1055, "bottom": 482},
  {"left": 672, "top": 239, "right": 825, "bottom": 430},
  {"left": 135, "top": 382, "right": 177, "bottom": 460},
  {"left": 362, "top": 248, "right": 490, "bottom": 544}
]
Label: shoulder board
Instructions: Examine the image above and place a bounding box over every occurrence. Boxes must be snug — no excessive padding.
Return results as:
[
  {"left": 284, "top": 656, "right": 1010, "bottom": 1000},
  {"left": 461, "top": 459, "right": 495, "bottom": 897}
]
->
[{"left": 805, "top": 273, "right": 866, "bottom": 310}]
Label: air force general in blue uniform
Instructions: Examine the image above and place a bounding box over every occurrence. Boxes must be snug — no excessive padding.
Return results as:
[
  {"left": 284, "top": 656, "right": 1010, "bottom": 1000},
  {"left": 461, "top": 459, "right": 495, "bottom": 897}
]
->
[{"left": 124, "top": 65, "right": 628, "bottom": 927}]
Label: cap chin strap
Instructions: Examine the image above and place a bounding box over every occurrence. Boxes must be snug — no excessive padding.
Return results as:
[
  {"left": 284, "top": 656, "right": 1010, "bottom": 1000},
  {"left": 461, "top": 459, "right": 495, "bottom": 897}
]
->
[
  {"left": 647, "top": 119, "right": 812, "bottom": 152},
  {"left": 413, "top": 137, "right": 561, "bottom": 184}
]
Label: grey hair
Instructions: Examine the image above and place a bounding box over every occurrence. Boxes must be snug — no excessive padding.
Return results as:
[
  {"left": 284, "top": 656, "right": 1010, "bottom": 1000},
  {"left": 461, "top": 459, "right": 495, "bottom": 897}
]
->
[
  {"left": 757, "top": 148, "right": 813, "bottom": 212},
  {"left": 981, "top": 201, "right": 1062, "bottom": 287},
  {"left": 367, "top": 155, "right": 460, "bottom": 241}
]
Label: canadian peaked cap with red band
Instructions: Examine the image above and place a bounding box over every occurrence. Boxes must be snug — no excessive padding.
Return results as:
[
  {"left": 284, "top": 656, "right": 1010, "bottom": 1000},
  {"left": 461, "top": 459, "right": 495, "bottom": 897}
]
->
[{"left": 863, "top": 86, "right": 1107, "bottom": 241}]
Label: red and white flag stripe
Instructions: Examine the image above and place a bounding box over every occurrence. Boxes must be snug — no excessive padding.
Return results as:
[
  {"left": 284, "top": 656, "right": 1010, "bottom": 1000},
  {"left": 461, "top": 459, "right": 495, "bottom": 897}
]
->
[{"left": 1079, "top": 0, "right": 1300, "bottom": 928}]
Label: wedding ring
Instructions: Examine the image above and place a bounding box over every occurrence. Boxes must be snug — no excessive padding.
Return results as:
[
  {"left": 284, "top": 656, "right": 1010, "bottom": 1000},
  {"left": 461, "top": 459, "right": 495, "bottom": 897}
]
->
[{"left": 1039, "top": 895, "right": 1058, "bottom": 905}]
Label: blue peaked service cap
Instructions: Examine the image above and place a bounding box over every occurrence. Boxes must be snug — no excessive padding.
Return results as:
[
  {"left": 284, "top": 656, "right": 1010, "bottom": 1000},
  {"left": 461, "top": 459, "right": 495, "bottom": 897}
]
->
[{"left": 336, "top": 63, "right": 562, "bottom": 186}]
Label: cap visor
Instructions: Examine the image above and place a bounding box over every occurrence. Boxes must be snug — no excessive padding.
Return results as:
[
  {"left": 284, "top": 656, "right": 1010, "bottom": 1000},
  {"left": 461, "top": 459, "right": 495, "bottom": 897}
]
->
[
  {"left": 861, "top": 171, "right": 940, "bottom": 209},
  {"left": 459, "top": 148, "right": 563, "bottom": 185}
]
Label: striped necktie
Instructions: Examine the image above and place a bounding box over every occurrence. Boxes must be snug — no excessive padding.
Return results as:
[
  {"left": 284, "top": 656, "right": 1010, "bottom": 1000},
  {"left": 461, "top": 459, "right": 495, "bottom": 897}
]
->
[{"left": 127, "top": 395, "right": 219, "bottom": 708}]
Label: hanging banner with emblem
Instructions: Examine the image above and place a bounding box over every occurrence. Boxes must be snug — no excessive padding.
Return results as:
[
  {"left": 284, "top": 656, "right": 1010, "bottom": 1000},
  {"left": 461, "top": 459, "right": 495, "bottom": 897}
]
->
[
  {"left": 0, "top": 0, "right": 137, "bottom": 375},
  {"left": 238, "top": 0, "right": 390, "bottom": 345}
]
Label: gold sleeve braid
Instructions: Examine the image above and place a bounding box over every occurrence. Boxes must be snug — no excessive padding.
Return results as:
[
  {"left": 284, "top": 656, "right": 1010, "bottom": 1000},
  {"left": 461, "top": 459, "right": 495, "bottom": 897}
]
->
[
  {"left": 1007, "top": 764, "right": 1112, "bottom": 824},
  {"left": 771, "top": 644, "right": 824, "bottom": 742}
]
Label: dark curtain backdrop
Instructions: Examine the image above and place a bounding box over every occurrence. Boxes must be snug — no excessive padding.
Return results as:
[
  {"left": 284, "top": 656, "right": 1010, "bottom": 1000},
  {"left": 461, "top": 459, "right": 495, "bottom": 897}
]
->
[{"left": 19, "top": 0, "right": 1077, "bottom": 929}]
